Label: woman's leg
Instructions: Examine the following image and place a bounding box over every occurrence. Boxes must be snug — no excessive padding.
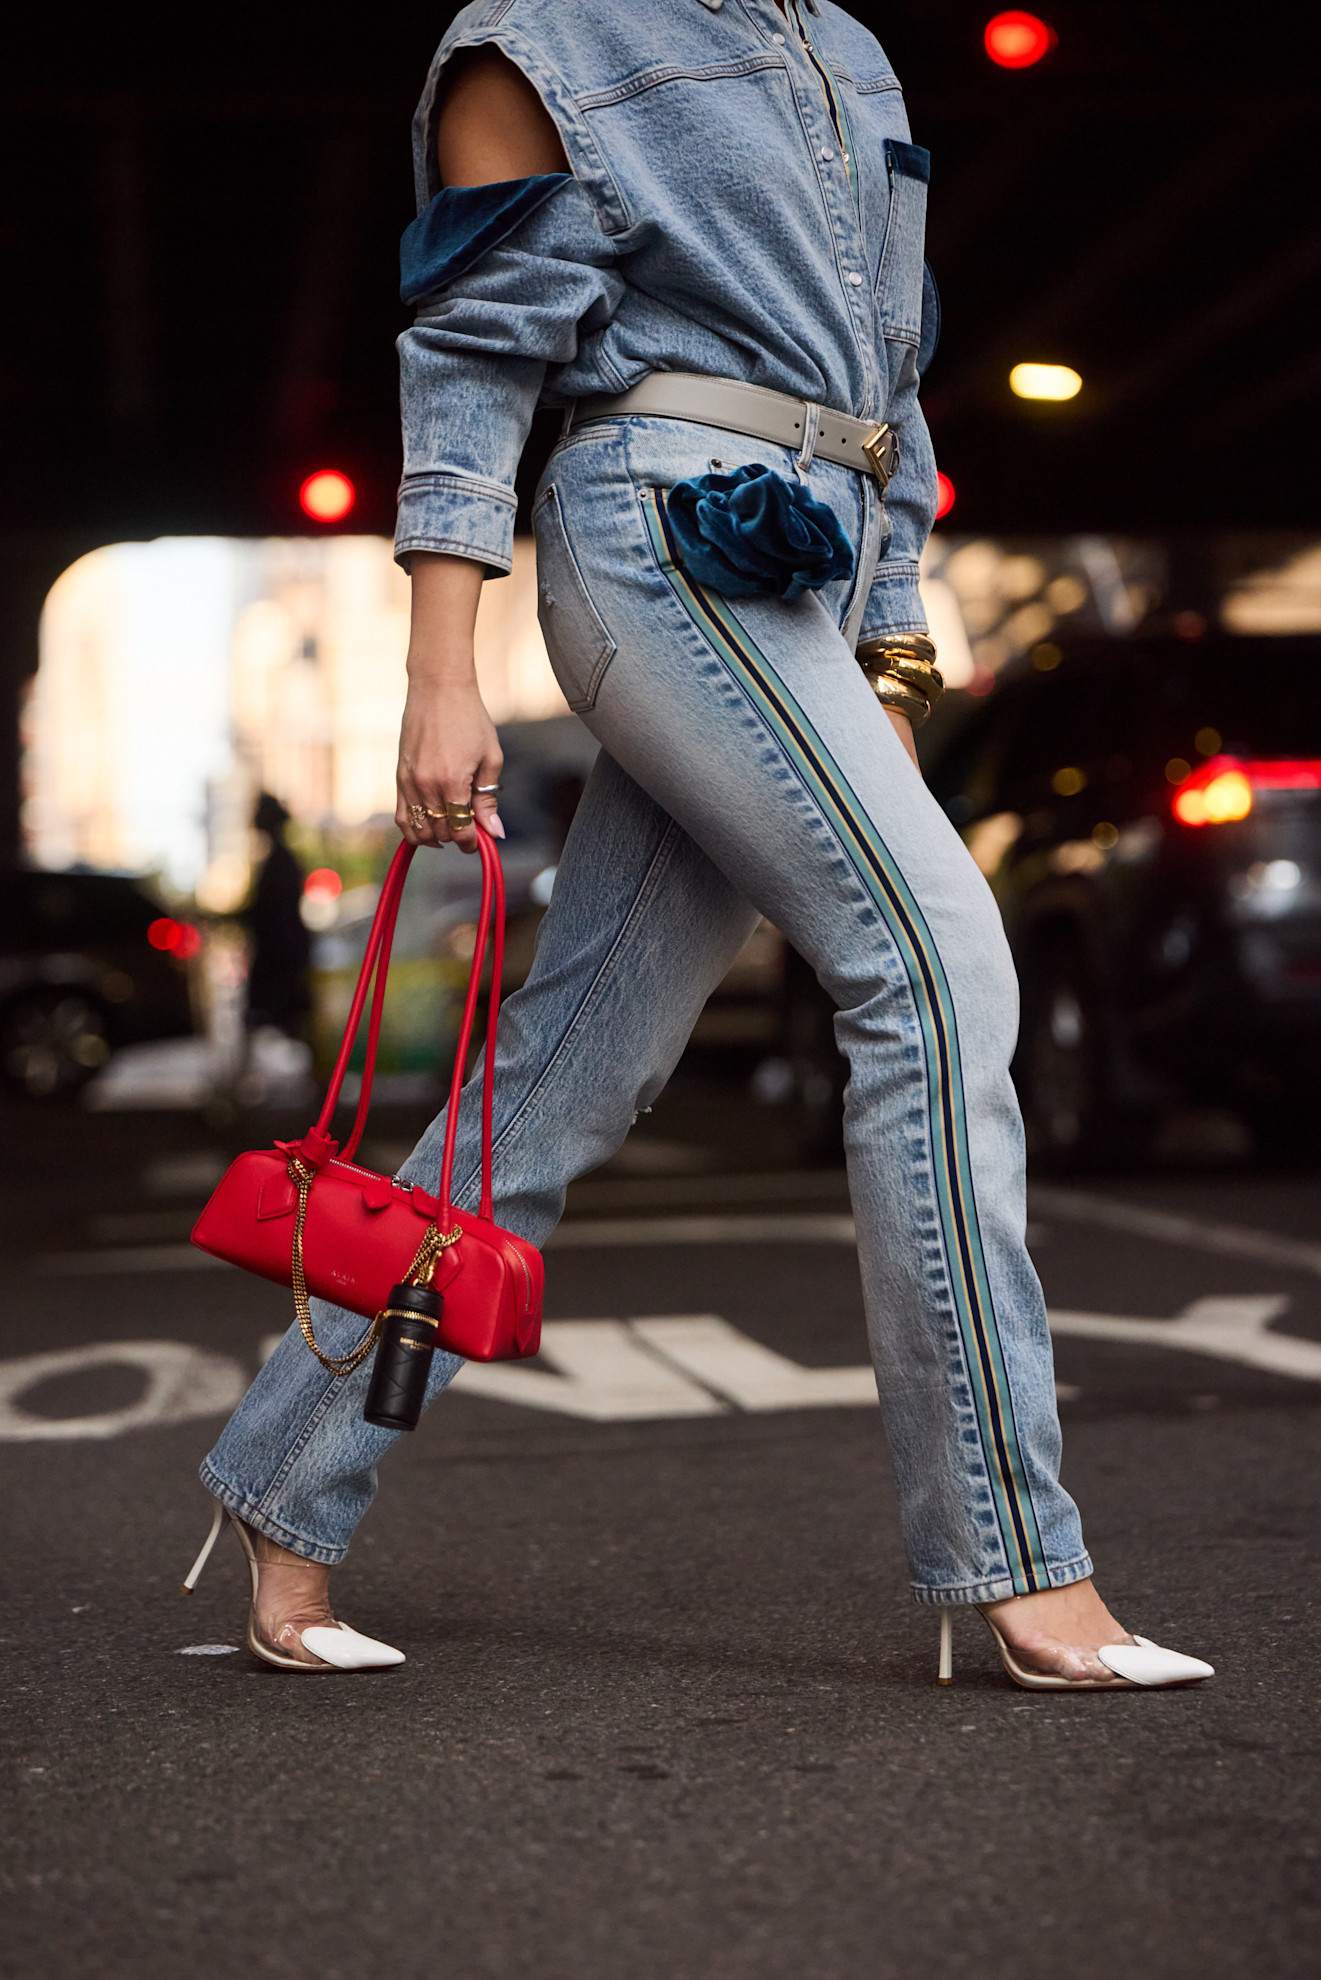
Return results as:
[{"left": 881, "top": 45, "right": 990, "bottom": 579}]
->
[
  {"left": 200, "top": 751, "right": 760, "bottom": 1560},
  {"left": 522, "top": 421, "right": 1094, "bottom": 1619}
]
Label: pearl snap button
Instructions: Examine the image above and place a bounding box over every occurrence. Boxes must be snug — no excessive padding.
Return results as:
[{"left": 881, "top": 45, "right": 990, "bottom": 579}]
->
[
  {"left": 847, "top": 271, "right": 864, "bottom": 286},
  {"left": 820, "top": 146, "right": 834, "bottom": 161},
  {"left": 772, "top": 32, "right": 785, "bottom": 43}
]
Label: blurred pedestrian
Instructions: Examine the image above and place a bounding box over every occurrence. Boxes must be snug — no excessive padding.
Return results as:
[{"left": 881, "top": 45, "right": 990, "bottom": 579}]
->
[
  {"left": 244, "top": 793, "right": 310, "bottom": 1041},
  {"left": 195, "top": 0, "right": 1212, "bottom": 1695}
]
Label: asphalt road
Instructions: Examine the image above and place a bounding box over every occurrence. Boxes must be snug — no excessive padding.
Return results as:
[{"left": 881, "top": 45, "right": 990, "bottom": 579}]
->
[{"left": 2, "top": 1090, "right": 1319, "bottom": 1980}]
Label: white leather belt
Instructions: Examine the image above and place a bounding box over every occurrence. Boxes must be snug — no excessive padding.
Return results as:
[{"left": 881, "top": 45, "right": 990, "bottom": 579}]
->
[{"left": 561, "top": 372, "right": 899, "bottom": 489}]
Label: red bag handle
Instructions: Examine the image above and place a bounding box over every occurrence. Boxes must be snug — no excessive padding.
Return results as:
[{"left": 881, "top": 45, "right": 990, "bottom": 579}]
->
[{"left": 309, "top": 831, "right": 505, "bottom": 1223}]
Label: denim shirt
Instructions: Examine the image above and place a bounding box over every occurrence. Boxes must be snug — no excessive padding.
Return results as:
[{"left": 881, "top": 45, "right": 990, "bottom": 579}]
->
[{"left": 396, "top": 0, "right": 939, "bottom": 638}]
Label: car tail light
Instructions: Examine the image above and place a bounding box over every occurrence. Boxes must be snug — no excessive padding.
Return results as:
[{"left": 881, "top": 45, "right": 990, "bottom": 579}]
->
[
  {"left": 1172, "top": 756, "right": 1321, "bottom": 826},
  {"left": 147, "top": 916, "right": 201, "bottom": 958}
]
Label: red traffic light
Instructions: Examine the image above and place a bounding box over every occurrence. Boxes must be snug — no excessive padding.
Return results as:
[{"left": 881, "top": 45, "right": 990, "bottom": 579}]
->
[
  {"left": 935, "top": 472, "right": 956, "bottom": 519},
  {"left": 984, "top": 12, "right": 1056, "bottom": 68},
  {"left": 148, "top": 917, "right": 201, "bottom": 958},
  {"left": 299, "top": 470, "right": 356, "bottom": 523}
]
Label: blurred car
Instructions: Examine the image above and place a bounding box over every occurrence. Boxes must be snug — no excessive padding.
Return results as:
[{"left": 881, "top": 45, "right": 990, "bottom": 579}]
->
[
  {"left": 923, "top": 634, "right": 1321, "bottom": 1163},
  {"left": 0, "top": 870, "right": 198, "bottom": 1099}
]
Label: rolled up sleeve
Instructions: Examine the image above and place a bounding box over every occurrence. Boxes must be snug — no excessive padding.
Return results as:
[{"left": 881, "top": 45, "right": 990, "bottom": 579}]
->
[{"left": 395, "top": 180, "right": 624, "bottom": 575}]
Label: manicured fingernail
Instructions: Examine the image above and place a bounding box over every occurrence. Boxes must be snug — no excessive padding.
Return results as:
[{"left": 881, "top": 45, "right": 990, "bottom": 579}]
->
[{"left": 489, "top": 814, "right": 506, "bottom": 839}]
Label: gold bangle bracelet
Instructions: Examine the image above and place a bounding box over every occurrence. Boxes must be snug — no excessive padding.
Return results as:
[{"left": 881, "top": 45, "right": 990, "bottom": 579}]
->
[
  {"left": 866, "top": 674, "right": 933, "bottom": 728},
  {"left": 860, "top": 650, "right": 946, "bottom": 700},
  {"left": 855, "top": 631, "right": 938, "bottom": 670}
]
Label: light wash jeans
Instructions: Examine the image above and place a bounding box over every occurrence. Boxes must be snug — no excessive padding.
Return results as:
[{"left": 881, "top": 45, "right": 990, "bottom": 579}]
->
[{"left": 203, "top": 416, "right": 1093, "bottom": 1606}]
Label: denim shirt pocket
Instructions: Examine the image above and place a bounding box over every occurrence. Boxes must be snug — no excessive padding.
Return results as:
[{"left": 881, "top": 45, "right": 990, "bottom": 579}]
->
[
  {"left": 533, "top": 484, "right": 618, "bottom": 713},
  {"left": 875, "top": 138, "right": 930, "bottom": 344}
]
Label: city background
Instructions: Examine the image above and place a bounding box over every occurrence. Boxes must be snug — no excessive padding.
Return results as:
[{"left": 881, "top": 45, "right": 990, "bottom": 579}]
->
[{"left": 2, "top": 5, "right": 1318, "bottom": 1979}]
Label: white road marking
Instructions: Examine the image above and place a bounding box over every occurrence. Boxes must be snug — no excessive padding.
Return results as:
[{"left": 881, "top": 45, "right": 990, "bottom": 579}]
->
[
  {"left": 454, "top": 1320, "right": 727, "bottom": 1420},
  {"left": 177, "top": 1644, "right": 240, "bottom": 1656},
  {"left": 1032, "top": 1185, "right": 1321, "bottom": 1281},
  {"left": 1049, "top": 1294, "right": 1321, "bottom": 1381},
  {"left": 3, "top": 1291, "right": 1318, "bottom": 1442},
  {"left": 30, "top": 1191, "right": 1321, "bottom": 1285},
  {"left": 30, "top": 1215, "right": 859, "bottom": 1277},
  {"left": 630, "top": 1314, "right": 878, "bottom": 1410},
  {"left": 0, "top": 1341, "right": 247, "bottom": 1442}
]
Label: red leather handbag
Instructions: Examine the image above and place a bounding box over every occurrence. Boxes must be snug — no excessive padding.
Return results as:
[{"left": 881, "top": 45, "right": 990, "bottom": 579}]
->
[{"left": 192, "top": 830, "right": 543, "bottom": 1380}]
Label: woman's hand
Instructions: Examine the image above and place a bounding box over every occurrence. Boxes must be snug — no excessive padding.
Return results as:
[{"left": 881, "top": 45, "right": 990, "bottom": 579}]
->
[{"left": 396, "top": 552, "right": 505, "bottom": 853}]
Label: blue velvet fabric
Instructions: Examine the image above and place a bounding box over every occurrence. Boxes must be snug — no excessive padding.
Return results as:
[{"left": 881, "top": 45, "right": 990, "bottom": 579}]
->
[
  {"left": 664, "top": 465, "right": 855, "bottom": 602},
  {"left": 400, "top": 174, "right": 571, "bottom": 306},
  {"left": 885, "top": 138, "right": 931, "bottom": 184}
]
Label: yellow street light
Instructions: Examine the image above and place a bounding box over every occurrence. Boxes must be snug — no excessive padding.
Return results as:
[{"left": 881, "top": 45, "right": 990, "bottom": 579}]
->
[{"left": 1009, "top": 362, "right": 1083, "bottom": 401}]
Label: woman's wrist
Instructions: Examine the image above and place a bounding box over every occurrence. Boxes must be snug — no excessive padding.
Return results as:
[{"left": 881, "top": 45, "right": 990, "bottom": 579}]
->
[{"left": 405, "top": 648, "right": 480, "bottom": 687}]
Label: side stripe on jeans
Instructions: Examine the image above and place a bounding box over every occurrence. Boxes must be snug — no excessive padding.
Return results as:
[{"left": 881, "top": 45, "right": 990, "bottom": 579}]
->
[{"left": 644, "top": 487, "right": 1049, "bottom": 1595}]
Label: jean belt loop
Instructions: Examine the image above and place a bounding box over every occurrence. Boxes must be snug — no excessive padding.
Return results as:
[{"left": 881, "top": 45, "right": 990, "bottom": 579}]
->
[
  {"left": 560, "top": 402, "right": 578, "bottom": 440},
  {"left": 795, "top": 400, "right": 821, "bottom": 481}
]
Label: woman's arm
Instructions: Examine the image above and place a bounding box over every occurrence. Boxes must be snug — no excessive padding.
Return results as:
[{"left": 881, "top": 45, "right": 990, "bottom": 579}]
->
[{"left": 396, "top": 52, "right": 569, "bottom": 854}]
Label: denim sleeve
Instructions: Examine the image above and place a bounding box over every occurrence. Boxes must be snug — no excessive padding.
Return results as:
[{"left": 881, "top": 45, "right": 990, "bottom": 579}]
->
[
  {"left": 395, "top": 179, "right": 624, "bottom": 575},
  {"left": 856, "top": 351, "right": 938, "bottom": 639},
  {"left": 857, "top": 266, "right": 941, "bottom": 642}
]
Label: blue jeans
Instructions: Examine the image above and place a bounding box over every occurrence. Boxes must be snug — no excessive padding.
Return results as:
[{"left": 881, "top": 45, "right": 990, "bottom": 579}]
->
[{"left": 202, "top": 417, "right": 1093, "bottom": 1606}]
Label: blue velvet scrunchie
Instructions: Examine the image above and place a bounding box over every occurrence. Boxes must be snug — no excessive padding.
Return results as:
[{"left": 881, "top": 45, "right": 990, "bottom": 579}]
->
[{"left": 664, "top": 464, "right": 855, "bottom": 601}]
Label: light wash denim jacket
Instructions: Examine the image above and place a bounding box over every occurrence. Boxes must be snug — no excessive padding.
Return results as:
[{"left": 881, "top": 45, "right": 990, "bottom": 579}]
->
[{"left": 395, "top": 0, "right": 939, "bottom": 638}]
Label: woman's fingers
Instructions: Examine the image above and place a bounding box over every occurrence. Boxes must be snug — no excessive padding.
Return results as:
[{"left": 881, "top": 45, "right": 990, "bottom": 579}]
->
[
  {"left": 470, "top": 743, "right": 506, "bottom": 843},
  {"left": 396, "top": 781, "right": 448, "bottom": 847},
  {"left": 394, "top": 676, "right": 503, "bottom": 853}
]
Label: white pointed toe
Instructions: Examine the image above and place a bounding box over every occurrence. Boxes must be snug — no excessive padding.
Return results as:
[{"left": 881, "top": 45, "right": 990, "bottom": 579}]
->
[
  {"left": 300, "top": 1623, "right": 406, "bottom": 1670},
  {"left": 1096, "top": 1636, "right": 1214, "bottom": 1686}
]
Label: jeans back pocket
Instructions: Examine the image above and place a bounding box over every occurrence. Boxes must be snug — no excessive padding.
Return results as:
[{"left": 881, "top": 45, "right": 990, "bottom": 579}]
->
[{"left": 533, "top": 484, "right": 617, "bottom": 714}]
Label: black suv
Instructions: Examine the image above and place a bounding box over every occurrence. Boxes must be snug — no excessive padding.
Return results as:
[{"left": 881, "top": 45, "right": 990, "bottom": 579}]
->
[
  {"left": 0, "top": 870, "right": 197, "bottom": 1099},
  {"left": 924, "top": 635, "right": 1321, "bottom": 1163}
]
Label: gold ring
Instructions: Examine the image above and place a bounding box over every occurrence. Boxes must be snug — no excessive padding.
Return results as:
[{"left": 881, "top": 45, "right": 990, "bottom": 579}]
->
[
  {"left": 444, "top": 803, "right": 474, "bottom": 829},
  {"left": 407, "top": 803, "right": 429, "bottom": 829},
  {"left": 423, "top": 807, "right": 447, "bottom": 819},
  {"left": 474, "top": 783, "right": 502, "bottom": 794}
]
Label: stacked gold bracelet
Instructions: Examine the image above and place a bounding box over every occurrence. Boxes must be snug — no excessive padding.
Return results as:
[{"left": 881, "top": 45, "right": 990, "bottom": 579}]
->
[{"left": 854, "top": 632, "right": 945, "bottom": 728}]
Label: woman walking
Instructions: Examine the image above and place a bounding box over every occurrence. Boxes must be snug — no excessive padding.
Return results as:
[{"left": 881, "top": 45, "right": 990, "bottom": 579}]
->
[{"left": 192, "top": 0, "right": 1211, "bottom": 1690}]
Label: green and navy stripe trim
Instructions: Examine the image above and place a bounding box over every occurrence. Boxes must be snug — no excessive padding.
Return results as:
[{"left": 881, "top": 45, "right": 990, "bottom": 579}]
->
[
  {"left": 644, "top": 487, "right": 1049, "bottom": 1595},
  {"left": 791, "top": 0, "right": 859, "bottom": 214}
]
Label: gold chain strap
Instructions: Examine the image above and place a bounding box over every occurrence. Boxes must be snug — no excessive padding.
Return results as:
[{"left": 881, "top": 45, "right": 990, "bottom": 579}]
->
[{"left": 286, "top": 1157, "right": 462, "bottom": 1377}]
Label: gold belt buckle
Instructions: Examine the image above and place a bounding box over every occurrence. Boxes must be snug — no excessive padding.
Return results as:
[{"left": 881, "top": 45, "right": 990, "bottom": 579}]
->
[{"left": 861, "top": 422, "right": 898, "bottom": 487}]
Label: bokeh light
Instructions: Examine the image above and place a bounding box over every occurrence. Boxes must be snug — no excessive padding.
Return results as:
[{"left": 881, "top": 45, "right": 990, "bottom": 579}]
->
[
  {"left": 984, "top": 12, "right": 1056, "bottom": 68},
  {"left": 1009, "top": 362, "right": 1083, "bottom": 401},
  {"left": 1174, "top": 768, "right": 1253, "bottom": 826},
  {"left": 299, "top": 470, "right": 356, "bottom": 523},
  {"left": 935, "top": 472, "right": 956, "bottom": 519},
  {"left": 304, "top": 867, "right": 343, "bottom": 903},
  {"left": 147, "top": 916, "right": 201, "bottom": 957}
]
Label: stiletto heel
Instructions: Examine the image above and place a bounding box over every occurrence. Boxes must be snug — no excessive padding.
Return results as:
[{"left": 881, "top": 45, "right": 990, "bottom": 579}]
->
[
  {"left": 180, "top": 1499, "right": 405, "bottom": 1674},
  {"left": 937, "top": 1611, "right": 954, "bottom": 1685},
  {"left": 181, "top": 1499, "right": 225, "bottom": 1591}
]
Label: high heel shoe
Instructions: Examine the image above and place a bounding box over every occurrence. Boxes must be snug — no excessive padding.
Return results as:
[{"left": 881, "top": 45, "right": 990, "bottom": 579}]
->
[
  {"left": 182, "top": 1500, "right": 405, "bottom": 1673},
  {"left": 935, "top": 1608, "right": 1214, "bottom": 1690}
]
